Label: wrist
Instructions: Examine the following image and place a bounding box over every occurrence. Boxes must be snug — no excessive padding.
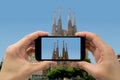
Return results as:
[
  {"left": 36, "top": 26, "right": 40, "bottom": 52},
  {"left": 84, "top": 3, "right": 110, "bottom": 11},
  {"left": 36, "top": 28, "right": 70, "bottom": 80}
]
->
[
  {"left": 0, "top": 72, "right": 12, "bottom": 80},
  {"left": 0, "top": 72, "right": 29, "bottom": 80}
]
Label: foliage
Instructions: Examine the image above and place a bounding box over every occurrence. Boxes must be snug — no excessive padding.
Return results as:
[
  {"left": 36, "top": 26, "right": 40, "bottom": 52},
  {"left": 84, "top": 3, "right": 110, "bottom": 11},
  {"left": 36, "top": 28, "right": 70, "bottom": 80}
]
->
[
  {"left": 84, "top": 57, "right": 91, "bottom": 63},
  {"left": 47, "top": 67, "right": 89, "bottom": 80},
  {"left": 86, "top": 75, "right": 96, "bottom": 80},
  {"left": 47, "top": 57, "right": 96, "bottom": 80},
  {"left": 47, "top": 68, "right": 66, "bottom": 79},
  {"left": 80, "top": 75, "right": 96, "bottom": 80}
]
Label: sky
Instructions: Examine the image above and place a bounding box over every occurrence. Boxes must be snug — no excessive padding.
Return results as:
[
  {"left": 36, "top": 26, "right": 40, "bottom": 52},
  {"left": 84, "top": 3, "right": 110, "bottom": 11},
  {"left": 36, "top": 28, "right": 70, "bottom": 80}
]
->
[
  {"left": 0, "top": 0, "right": 120, "bottom": 63},
  {"left": 41, "top": 37, "right": 80, "bottom": 60}
]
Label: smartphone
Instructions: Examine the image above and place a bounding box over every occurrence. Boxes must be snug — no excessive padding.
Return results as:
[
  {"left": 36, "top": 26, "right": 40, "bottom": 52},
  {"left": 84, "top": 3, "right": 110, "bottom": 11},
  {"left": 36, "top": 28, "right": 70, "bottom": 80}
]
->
[{"left": 35, "top": 36, "right": 85, "bottom": 61}]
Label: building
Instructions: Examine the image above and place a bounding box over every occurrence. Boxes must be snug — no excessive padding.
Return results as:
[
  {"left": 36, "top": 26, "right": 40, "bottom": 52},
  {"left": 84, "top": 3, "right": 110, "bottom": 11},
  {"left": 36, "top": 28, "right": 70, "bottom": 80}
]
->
[
  {"left": 52, "top": 8, "right": 77, "bottom": 36},
  {"left": 29, "top": 8, "right": 80, "bottom": 79},
  {"left": 41, "top": 8, "right": 77, "bottom": 75},
  {"left": 52, "top": 40, "right": 69, "bottom": 60}
]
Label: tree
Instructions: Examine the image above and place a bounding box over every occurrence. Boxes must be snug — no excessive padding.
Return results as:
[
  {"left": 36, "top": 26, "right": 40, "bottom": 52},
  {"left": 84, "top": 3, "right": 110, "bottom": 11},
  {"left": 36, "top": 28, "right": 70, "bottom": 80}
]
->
[
  {"left": 47, "top": 57, "right": 96, "bottom": 80},
  {"left": 47, "top": 67, "right": 88, "bottom": 80},
  {"left": 47, "top": 68, "right": 66, "bottom": 79}
]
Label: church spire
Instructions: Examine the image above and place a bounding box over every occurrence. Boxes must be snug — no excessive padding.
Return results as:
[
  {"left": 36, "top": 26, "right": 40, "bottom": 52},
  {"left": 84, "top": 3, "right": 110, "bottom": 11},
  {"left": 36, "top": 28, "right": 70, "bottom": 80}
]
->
[
  {"left": 58, "top": 7, "right": 61, "bottom": 20},
  {"left": 63, "top": 40, "right": 64, "bottom": 48},
  {"left": 68, "top": 8, "right": 73, "bottom": 36},
  {"left": 65, "top": 43, "right": 68, "bottom": 59},
  {"left": 57, "top": 7, "right": 63, "bottom": 36},
  {"left": 53, "top": 11, "right": 56, "bottom": 25},
  {"left": 52, "top": 42, "right": 56, "bottom": 59},
  {"left": 65, "top": 43, "right": 67, "bottom": 52},
  {"left": 73, "top": 12, "right": 76, "bottom": 26},
  {"left": 68, "top": 8, "right": 71, "bottom": 21},
  {"left": 52, "top": 11, "right": 57, "bottom": 36},
  {"left": 62, "top": 40, "right": 65, "bottom": 59},
  {"left": 72, "top": 12, "right": 77, "bottom": 35},
  {"left": 54, "top": 41, "right": 56, "bottom": 51},
  {"left": 56, "top": 40, "right": 59, "bottom": 59},
  {"left": 56, "top": 40, "right": 59, "bottom": 48}
]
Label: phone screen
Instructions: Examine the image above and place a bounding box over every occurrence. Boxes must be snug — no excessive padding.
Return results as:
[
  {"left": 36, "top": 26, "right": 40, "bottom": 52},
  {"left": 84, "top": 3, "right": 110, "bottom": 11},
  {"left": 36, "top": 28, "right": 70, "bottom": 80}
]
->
[{"left": 35, "top": 36, "right": 85, "bottom": 61}]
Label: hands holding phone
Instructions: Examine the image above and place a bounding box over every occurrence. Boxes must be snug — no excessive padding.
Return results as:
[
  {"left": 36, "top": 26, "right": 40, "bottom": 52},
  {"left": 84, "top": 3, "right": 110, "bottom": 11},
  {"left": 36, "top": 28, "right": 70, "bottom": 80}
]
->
[
  {"left": 35, "top": 36, "right": 85, "bottom": 61},
  {"left": 0, "top": 31, "right": 120, "bottom": 80},
  {"left": 0, "top": 31, "right": 56, "bottom": 80},
  {"left": 75, "top": 32, "right": 120, "bottom": 80}
]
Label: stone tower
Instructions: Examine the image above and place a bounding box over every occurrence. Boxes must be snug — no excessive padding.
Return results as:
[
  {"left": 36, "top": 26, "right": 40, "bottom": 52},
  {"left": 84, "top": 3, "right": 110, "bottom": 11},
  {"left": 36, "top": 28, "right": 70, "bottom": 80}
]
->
[
  {"left": 65, "top": 43, "right": 68, "bottom": 59},
  {"left": 68, "top": 8, "right": 73, "bottom": 36},
  {"left": 72, "top": 12, "right": 77, "bottom": 34},
  {"left": 52, "top": 11, "right": 56, "bottom": 36},
  {"left": 52, "top": 40, "right": 69, "bottom": 60},
  {"left": 57, "top": 8, "right": 63, "bottom": 36},
  {"left": 52, "top": 8, "right": 77, "bottom": 36}
]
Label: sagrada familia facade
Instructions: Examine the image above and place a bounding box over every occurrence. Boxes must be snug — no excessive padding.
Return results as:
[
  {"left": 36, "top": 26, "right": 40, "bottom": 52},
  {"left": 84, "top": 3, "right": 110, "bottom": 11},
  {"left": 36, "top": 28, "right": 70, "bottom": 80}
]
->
[
  {"left": 29, "top": 8, "right": 79, "bottom": 76},
  {"left": 52, "top": 8, "right": 77, "bottom": 36},
  {"left": 52, "top": 40, "right": 69, "bottom": 60},
  {"left": 51, "top": 8, "right": 77, "bottom": 61},
  {"left": 37, "top": 8, "right": 77, "bottom": 75}
]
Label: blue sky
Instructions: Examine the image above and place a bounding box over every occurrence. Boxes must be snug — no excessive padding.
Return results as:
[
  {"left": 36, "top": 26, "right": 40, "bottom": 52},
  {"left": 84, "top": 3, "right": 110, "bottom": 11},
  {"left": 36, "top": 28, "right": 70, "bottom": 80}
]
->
[
  {"left": 0, "top": 0, "right": 120, "bottom": 63},
  {"left": 42, "top": 37, "right": 80, "bottom": 60}
]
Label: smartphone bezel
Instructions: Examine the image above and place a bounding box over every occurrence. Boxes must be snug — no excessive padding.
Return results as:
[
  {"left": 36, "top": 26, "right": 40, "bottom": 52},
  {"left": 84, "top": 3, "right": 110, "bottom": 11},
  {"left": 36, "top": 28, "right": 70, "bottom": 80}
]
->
[{"left": 35, "top": 36, "right": 85, "bottom": 61}]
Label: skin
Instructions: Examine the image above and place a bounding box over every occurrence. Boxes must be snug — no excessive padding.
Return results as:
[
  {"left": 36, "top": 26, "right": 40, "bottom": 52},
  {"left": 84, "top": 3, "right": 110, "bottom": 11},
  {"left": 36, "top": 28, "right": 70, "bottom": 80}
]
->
[
  {"left": 0, "top": 31, "right": 55, "bottom": 80},
  {"left": 75, "top": 32, "right": 120, "bottom": 80},
  {"left": 0, "top": 31, "right": 120, "bottom": 80}
]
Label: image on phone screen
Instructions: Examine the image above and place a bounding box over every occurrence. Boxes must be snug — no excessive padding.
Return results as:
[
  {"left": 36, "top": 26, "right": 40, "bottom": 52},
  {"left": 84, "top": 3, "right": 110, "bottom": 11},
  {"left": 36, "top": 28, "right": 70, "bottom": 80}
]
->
[{"left": 35, "top": 36, "right": 85, "bottom": 61}]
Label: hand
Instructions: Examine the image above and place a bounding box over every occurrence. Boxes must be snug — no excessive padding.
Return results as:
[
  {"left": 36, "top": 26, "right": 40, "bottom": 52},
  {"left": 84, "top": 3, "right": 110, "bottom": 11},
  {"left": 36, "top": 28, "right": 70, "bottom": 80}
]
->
[
  {"left": 0, "top": 31, "right": 55, "bottom": 80},
  {"left": 74, "top": 32, "right": 120, "bottom": 80}
]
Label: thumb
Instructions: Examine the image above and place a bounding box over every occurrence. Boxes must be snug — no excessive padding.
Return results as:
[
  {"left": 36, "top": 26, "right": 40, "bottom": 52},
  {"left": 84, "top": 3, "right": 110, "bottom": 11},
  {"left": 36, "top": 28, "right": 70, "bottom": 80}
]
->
[
  {"left": 77, "top": 61, "right": 96, "bottom": 76},
  {"left": 30, "top": 61, "right": 56, "bottom": 73}
]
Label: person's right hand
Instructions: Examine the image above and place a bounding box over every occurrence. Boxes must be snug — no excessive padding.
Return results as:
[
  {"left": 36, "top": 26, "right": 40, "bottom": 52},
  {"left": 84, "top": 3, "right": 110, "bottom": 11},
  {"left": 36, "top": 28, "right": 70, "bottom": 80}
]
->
[{"left": 75, "top": 32, "right": 120, "bottom": 80}]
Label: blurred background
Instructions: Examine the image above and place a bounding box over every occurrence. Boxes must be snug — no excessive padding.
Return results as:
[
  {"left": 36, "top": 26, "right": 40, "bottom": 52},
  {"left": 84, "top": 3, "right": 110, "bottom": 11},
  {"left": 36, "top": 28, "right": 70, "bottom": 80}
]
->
[{"left": 0, "top": 0, "right": 120, "bottom": 64}]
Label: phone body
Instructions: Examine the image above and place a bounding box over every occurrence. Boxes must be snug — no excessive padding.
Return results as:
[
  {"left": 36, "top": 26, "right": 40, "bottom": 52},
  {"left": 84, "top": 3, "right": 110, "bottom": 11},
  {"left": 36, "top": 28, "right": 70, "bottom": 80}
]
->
[{"left": 35, "top": 36, "right": 85, "bottom": 61}]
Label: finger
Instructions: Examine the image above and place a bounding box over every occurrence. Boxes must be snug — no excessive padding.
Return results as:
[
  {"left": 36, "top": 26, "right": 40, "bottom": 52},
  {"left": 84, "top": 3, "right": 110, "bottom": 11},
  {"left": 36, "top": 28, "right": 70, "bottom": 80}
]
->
[
  {"left": 22, "top": 47, "right": 35, "bottom": 60},
  {"left": 86, "top": 43, "right": 95, "bottom": 53},
  {"left": 76, "top": 32, "right": 98, "bottom": 41},
  {"left": 28, "top": 41, "right": 35, "bottom": 48},
  {"left": 26, "top": 47, "right": 35, "bottom": 56},
  {"left": 23, "top": 40, "right": 35, "bottom": 58},
  {"left": 17, "top": 31, "right": 48, "bottom": 49},
  {"left": 26, "top": 41, "right": 35, "bottom": 56},
  {"left": 30, "top": 61, "right": 57, "bottom": 73},
  {"left": 76, "top": 61, "right": 96, "bottom": 77},
  {"left": 75, "top": 32, "right": 106, "bottom": 48}
]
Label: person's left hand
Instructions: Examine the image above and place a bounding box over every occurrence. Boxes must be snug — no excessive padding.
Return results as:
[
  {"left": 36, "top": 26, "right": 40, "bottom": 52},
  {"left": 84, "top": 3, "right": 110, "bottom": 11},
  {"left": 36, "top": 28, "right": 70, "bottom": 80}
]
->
[{"left": 0, "top": 31, "right": 55, "bottom": 80}]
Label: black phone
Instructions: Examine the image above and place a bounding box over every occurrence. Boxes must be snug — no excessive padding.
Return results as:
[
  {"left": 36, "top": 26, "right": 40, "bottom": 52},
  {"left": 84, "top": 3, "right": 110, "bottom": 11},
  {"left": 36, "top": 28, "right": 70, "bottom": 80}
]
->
[{"left": 35, "top": 36, "right": 85, "bottom": 61}]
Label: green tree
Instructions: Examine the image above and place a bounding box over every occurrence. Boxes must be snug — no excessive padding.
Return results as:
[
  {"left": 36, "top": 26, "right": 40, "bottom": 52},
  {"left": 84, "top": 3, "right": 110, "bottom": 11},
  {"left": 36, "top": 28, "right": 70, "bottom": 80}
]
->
[
  {"left": 47, "top": 57, "right": 96, "bottom": 80},
  {"left": 81, "top": 75, "right": 96, "bottom": 80},
  {"left": 47, "top": 68, "right": 66, "bottom": 79},
  {"left": 47, "top": 67, "right": 88, "bottom": 79},
  {"left": 84, "top": 57, "right": 91, "bottom": 63}
]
